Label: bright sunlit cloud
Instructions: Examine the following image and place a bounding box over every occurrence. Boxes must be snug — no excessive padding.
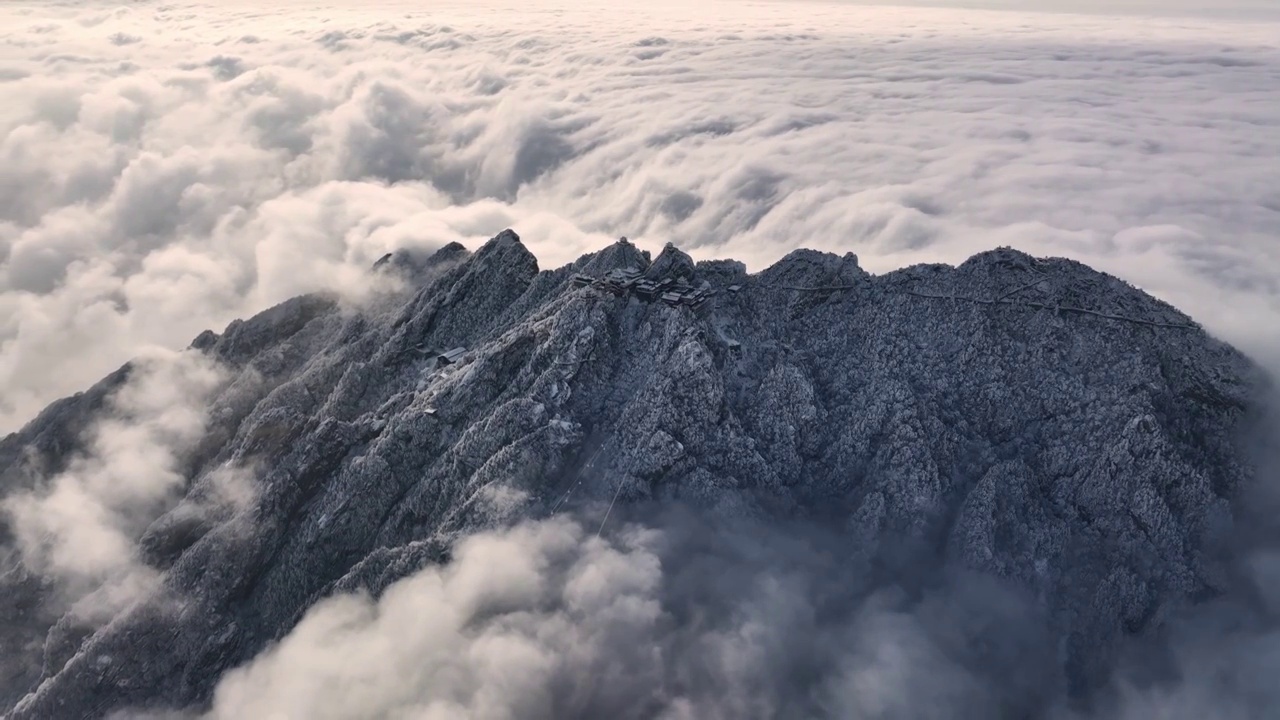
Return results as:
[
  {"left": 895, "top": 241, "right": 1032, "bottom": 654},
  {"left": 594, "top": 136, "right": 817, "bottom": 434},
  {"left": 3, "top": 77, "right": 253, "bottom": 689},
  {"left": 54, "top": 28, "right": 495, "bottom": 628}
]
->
[{"left": 1, "top": 0, "right": 1278, "bottom": 433}]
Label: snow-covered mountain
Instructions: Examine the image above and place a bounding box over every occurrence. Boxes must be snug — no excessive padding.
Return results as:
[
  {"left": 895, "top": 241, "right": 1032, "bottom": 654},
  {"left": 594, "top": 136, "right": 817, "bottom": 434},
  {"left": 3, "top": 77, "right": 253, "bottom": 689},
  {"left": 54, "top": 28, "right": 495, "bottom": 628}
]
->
[{"left": 0, "top": 229, "right": 1268, "bottom": 719}]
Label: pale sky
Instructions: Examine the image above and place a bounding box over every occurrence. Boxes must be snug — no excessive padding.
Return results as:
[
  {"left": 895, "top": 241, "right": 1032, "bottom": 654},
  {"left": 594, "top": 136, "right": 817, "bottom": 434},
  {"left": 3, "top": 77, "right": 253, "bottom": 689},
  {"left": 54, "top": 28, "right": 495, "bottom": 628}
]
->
[{"left": 817, "top": 0, "right": 1280, "bottom": 20}]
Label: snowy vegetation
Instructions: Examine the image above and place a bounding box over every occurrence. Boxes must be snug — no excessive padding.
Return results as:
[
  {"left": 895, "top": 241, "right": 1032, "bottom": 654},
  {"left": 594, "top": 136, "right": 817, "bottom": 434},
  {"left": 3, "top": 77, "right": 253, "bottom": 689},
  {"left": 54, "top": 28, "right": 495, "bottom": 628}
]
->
[{"left": 0, "top": 230, "right": 1266, "bottom": 718}]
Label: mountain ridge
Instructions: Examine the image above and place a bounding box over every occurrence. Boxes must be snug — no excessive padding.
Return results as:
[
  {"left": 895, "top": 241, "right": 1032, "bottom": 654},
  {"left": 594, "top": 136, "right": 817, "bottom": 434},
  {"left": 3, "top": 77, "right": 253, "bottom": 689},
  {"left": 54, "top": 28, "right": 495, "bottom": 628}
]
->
[{"left": 0, "top": 228, "right": 1266, "bottom": 718}]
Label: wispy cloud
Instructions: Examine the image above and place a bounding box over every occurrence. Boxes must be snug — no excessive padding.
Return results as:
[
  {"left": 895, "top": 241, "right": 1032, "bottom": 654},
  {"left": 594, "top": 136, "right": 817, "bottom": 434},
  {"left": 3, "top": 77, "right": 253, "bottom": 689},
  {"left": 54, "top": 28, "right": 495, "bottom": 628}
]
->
[
  {"left": 2, "top": 3, "right": 1278, "bottom": 717},
  {"left": 3, "top": 349, "right": 228, "bottom": 620},
  {"left": 196, "top": 491, "right": 1280, "bottom": 720},
  {"left": 202, "top": 513, "right": 1059, "bottom": 720}
]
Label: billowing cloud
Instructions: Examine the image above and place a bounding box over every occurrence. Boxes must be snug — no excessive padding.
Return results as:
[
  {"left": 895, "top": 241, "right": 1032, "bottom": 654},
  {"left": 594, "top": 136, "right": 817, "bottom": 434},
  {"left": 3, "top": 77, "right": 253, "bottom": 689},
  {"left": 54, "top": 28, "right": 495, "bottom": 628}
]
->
[
  {"left": 201, "top": 513, "right": 1063, "bottom": 720},
  {"left": 2, "top": 349, "right": 237, "bottom": 620},
  {"left": 3, "top": 3, "right": 1279, "bottom": 717},
  {"left": 3, "top": 2, "right": 1279, "bottom": 717},
  {"left": 1, "top": 0, "right": 1279, "bottom": 433},
  {"left": 196, "top": 481, "right": 1280, "bottom": 720}
]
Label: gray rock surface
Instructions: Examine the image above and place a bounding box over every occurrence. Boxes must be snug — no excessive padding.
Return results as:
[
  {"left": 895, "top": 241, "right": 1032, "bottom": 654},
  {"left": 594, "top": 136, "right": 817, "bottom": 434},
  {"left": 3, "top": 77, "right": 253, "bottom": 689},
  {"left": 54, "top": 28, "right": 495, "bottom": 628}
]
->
[{"left": 0, "top": 229, "right": 1267, "bottom": 718}]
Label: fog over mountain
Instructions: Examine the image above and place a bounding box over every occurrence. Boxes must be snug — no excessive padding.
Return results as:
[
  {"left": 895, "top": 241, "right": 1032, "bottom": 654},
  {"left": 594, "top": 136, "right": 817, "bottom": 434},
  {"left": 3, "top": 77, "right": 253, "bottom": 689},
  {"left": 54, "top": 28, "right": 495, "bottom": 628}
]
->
[
  {"left": 2, "top": 2, "right": 1279, "bottom": 719},
  {"left": 2, "top": 0, "right": 1279, "bottom": 433},
  {"left": 0, "top": 230, "right": 1275, "bottom": 719}
]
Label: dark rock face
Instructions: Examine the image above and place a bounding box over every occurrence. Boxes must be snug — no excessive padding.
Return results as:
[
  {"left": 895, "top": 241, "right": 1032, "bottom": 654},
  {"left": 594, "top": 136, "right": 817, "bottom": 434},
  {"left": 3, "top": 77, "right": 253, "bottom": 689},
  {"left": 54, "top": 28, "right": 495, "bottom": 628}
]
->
[{"left": 0, "top": 230, "right": 1267, "bottom": 718}]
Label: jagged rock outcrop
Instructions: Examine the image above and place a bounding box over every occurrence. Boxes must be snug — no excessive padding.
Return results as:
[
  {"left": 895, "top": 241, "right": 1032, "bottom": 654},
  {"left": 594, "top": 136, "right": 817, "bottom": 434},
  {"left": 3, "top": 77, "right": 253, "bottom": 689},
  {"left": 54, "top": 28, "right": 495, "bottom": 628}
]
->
[{"left": 0, "top": 231, "right": 1267, "bottom": 718}]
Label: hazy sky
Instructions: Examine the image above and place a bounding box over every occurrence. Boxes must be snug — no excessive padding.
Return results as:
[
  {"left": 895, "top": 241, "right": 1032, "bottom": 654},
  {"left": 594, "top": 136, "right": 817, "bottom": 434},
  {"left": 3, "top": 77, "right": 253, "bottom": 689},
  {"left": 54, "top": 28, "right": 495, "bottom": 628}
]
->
[
  {"left": 1, "top": 0, "right": 1278, "bottom": 432},
  {"left": 822, "top": 0, "right": 1280, "bottom": 20}
]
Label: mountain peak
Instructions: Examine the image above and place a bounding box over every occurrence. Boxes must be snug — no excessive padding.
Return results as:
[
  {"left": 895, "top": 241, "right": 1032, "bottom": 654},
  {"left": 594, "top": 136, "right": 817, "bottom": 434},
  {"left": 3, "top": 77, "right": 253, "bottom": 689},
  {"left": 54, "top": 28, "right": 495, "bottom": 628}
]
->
[
  {"left": 493, "top": 227, "right": 521, "bottom": 245},
  {"left": 645, "top": 241, "right": 696, "bottom": 280},
  {"left": 475, "top": 228, "right": 536, "bottom": 269},
  {"left": 578, "top": 236, "right": 650, "bottom": 275},
  {"left": 0, "top": 231, "right": 1267, "bottom": 719},
  {"left": 761, "top": 247, "right": 867, "bottom": 288}
]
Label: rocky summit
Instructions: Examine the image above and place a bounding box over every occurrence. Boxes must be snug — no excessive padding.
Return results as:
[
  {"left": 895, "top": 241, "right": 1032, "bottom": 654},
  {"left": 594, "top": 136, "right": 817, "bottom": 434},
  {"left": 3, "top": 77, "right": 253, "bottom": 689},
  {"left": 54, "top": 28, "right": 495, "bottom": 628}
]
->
[{"left": 0, "top": 229, "right": 1268, "bottom": 718}]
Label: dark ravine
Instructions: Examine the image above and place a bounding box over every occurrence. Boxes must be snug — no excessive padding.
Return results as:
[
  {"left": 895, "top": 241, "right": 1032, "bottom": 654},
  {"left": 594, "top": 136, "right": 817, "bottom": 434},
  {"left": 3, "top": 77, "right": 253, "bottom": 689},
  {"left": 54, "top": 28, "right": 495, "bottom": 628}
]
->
[{"left": 0, "top": 229, "right": 1269, "bottom": 718}]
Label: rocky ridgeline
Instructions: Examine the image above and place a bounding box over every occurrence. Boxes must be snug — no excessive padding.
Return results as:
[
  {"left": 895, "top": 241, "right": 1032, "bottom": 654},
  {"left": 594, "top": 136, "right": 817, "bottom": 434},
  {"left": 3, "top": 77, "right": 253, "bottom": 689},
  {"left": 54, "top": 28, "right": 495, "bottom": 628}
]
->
[{"left": 0, "top": 229, "right": 1266, "bottom": 718}]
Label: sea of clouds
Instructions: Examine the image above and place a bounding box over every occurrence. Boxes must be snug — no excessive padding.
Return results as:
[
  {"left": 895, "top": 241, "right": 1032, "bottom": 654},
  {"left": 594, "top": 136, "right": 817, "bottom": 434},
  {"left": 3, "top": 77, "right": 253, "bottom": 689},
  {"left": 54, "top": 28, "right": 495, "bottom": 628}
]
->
[
  {"left": 3, "top": 2, "right": 1280, "bottom": 718},
  {"left": 1, "top": 0, "right": 1279, "bottom": 435}
]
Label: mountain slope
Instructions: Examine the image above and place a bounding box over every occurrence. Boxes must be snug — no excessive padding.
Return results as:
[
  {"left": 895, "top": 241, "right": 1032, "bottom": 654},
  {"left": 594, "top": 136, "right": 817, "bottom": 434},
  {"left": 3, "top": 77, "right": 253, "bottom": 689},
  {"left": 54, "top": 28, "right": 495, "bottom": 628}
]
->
[{"left": 0, "top": 229, "right": 1265, "bottom": 718}]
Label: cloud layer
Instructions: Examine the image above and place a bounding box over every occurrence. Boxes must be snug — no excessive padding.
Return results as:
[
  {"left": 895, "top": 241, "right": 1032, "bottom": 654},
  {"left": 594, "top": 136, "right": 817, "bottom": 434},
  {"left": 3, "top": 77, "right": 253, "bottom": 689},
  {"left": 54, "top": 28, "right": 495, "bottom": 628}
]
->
[
  {"left": 196, "top": 505, "right": 1280, "bottom": 720},
  {"left": 2, "top": 349, "right": 228, "bottom": 620},
  {"left": 203, "top": 513, "right": 1058, "bottom": 720},
  {"left": 1, "top": 0, "right": 1278, "bottom": 431},
  {"left": 4, "top": 4, "right": 1279, "bottom": 717}
]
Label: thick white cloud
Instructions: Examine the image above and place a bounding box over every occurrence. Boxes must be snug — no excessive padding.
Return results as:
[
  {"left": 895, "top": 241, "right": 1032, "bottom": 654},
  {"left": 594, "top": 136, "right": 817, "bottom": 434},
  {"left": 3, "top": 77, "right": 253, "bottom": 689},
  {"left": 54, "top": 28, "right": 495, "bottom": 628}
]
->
[
  {"left": 198, "top": 510, "right": 1280, "bottom": 720},
  {"left": 3, "top": 4, "right": 1278, "bottom": 715},
  {"left": 1, "top": 0, "right": 1278, "bottom": 434},
  {"left": 828, "top": 0, "right": 1280, "bottom": 21},
  {"left": 2, "top": 349, "right": 232, "bottom": 620},
  {"left": 202, "top": 515, "right": 1051, "bottom": 720}
]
